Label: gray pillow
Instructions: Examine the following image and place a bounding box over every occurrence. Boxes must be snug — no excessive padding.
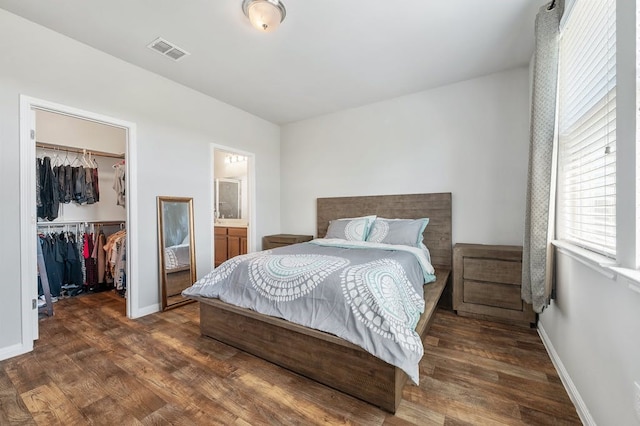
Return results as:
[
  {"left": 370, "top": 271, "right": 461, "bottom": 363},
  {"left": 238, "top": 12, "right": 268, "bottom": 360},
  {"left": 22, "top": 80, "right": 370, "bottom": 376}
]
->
[
  {"left": 366, "top": 218, "right": 429, "bottom": 247},
  {"left": 325, "top": 215, "right": 376, "bottom": 241}
]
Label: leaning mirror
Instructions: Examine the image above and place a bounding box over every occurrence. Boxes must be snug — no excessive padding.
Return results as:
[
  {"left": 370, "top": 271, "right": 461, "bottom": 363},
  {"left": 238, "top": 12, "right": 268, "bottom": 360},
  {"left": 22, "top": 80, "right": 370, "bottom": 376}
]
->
[{"left": 157, "top": 196, "right": 196, "bottom": 310}]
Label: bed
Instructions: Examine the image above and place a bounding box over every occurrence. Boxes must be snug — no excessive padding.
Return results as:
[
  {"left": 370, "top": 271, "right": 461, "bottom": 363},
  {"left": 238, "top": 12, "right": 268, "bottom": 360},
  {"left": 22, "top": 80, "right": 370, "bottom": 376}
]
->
[{"left": 187, "top": 193, "right": 452, "bottom": 413}]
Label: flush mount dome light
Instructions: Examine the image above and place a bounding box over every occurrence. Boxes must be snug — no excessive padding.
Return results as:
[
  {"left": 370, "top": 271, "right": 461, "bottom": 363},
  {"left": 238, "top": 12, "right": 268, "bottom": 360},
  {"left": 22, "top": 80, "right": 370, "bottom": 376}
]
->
[{"left": 242, "top": 0, "right": 286, "bottom": 33}]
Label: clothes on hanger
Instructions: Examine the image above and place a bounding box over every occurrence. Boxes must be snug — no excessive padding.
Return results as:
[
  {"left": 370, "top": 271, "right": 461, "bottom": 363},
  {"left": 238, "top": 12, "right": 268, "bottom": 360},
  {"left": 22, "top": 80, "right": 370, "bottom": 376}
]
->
[
  {"left": 83, "top": 231, "right": 98, "bottom": 290},
  {"left": 37, "top": 156, "right": 60, "bottom": 221},
  {"left": 92, "top": 230, "right": 107, "bottom": 285},
  {"left": 104, "top": 229, "right": 127, "bottom": 294},
  {"left": 37, "top": 230, "right": 84, "bottom": 298},
  {"left": 37, "top": 222, "right": 125, "bottom": 298},
  {"left": 36, "top": 153, "right": 102, "bottom": 221},
  {"left": 113, "top": 162, "right": 125, "bottom": 207}
]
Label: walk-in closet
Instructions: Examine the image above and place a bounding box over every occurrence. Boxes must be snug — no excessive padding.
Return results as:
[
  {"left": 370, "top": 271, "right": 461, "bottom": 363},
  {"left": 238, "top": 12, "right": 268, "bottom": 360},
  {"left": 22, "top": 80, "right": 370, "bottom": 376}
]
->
[{"left": 35, "top": 109, "right": 128, "bottom": 318}]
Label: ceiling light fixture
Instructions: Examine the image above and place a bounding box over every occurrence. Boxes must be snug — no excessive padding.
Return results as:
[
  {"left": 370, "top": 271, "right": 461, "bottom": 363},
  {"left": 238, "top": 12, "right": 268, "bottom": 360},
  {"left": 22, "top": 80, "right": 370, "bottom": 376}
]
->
[{"left": 242, "top": 0, "right": 286, "bottom": 33}]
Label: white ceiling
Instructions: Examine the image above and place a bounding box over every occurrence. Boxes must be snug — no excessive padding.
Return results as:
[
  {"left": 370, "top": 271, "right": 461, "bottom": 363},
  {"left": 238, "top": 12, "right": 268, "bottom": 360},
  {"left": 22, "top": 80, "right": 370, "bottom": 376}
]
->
[{"left": 0, "top": 0, "right": 545, "bottom": 124}]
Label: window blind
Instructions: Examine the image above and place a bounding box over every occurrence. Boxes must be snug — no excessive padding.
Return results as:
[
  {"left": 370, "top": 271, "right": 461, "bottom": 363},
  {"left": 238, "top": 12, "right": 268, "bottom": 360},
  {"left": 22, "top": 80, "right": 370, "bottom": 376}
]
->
[{"left": 557, "top": 0, "right": 616, "bottom": 257}]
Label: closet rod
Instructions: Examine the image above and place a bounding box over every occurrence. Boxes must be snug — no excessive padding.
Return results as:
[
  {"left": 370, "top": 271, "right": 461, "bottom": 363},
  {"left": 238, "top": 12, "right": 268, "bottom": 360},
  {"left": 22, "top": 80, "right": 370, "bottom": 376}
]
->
[
  {"left": 36, "top": 141, "right": 125, "bottom": 160},
  {"left": 37, "top": 220, "right": 126, "bottom": 226}
]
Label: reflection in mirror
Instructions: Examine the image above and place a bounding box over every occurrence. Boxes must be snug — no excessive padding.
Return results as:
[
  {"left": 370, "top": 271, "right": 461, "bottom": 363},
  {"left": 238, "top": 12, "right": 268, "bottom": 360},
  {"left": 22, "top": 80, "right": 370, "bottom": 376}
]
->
[
  {"left": 215, "top": 178, "right": 241, "bottom": 220},
  {"left": 157, "top": 196, "right": 196, "bottom": 310}
]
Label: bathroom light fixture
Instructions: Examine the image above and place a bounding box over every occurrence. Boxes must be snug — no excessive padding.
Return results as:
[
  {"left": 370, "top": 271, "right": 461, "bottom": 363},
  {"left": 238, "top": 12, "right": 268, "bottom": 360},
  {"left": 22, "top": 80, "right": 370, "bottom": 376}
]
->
[
  {"left": 225, "top": 154, "right": 247, "bottom": 164},
  {"left": 242, "top": 0, "right": 286, "bottom": 33}
]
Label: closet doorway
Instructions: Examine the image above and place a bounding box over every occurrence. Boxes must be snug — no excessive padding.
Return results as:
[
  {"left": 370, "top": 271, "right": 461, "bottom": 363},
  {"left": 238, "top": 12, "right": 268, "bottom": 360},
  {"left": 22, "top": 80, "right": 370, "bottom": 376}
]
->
[
  {"left": 212, "top": 146, "right": 255, "bottom": 264},
  {"left": 19, "top": 96, "right": 138, "bottom": 350}
]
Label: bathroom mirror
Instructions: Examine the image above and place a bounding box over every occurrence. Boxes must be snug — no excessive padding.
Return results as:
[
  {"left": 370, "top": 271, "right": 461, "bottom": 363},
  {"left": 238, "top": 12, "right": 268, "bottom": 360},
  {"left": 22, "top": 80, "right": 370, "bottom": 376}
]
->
[
  {"left": 215, "top": 178, "right": 241, "bottom": 220},
  {"left": 157, "top": 196, "right": 196, "bottom": 310}
]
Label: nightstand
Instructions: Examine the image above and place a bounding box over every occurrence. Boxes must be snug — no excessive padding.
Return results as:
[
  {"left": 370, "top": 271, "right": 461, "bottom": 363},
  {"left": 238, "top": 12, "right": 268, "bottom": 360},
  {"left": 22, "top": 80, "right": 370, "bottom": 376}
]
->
[
  {"left": 453, "top": 243, "right": 536, "bottom": 326},
  {"left": 262, "top": 234, "right": 313, "bottom": 250}
]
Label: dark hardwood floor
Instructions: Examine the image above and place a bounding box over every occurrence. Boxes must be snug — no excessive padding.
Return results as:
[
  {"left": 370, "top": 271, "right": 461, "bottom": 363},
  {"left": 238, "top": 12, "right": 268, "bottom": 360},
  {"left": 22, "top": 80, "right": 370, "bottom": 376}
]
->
[{"left": 0, "top": 291, "right": 580, "bottom": 425}]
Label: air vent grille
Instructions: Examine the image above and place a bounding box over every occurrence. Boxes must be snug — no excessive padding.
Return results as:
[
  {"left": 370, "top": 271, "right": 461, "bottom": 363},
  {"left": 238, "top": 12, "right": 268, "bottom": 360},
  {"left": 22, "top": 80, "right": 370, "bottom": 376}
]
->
[{"left": 147, "top": 37, "right": 190, "bottom": 62}]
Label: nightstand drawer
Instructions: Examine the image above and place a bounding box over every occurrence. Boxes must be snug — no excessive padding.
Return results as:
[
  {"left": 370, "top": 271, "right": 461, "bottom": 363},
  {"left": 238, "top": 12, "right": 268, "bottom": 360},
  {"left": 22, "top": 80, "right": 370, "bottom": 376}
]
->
[
  {"left": 463, "top": 280, "right": 523, "bottom": 310},
  {"left": 463, "top": 258, "right": 521, "bottom": 285},
  {"left": 266, "top": 242, "right": 291, "bottom": 249}
]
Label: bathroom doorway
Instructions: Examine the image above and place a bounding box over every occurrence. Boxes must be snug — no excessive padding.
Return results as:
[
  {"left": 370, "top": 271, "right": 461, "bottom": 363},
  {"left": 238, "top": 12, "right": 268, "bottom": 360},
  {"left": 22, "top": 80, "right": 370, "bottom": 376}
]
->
[{"left": 212, "top": 146, "right": 255, "bottom": 267}]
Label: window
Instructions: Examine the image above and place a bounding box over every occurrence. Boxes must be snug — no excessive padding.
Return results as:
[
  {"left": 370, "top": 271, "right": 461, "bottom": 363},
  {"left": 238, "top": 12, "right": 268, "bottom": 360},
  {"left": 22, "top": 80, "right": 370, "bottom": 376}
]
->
[{"left": 557, "top": 0, "right": 617, "bottom": 257}]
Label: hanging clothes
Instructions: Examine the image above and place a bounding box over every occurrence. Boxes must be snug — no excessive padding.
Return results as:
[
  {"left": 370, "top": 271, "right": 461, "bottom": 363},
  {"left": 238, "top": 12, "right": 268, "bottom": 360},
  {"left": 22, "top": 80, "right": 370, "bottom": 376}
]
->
[
  {"left": 90, "top": 230, "right": 108, "bottom": 288},
  {"left": 104, "top": 229, "right": 126, "bottom": 293},
  {"left": 74, "top": 165, "right": 86, "bottom": 204},
  {"left": 83, "top": 232, "right": 98, "bottom": 290},
  {"left": 53, "top": 164, "right": 66, "bottom": 204},
  {"left": 37, "top": 230, "right": 85, "bottom": 297},
  {"left": 62, "top": 232, "right": 84, "bottom": 297},
  {"left": 37, "top": 234, "right": 63, "bottom": 297},
  {"left": 36, "top": 151, "right": 103, "bottom": 219},
  {"left": 37, "top": 156, "right": 60, "bottom": 221},
  {"left": 84, "top": 167, "right": 95, "bottom": 204},
  {"left": 113, "top": 162, "right": 125, "bottom": 207},
  {"left": 64, "top": 164, "right": 73, "bottom": 203},
  {"left": 92, "top": 167, "right": 100, "bottom": 202},
  {"left": 36, "top": 158, "right": 42, "bottom": 209}
]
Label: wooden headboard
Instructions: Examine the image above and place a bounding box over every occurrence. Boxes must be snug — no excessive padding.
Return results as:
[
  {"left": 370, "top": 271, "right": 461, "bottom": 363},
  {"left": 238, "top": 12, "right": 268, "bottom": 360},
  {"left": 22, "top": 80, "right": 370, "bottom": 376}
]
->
[{"left": 317, "top": 192, "right": 452, "bottom": 269}]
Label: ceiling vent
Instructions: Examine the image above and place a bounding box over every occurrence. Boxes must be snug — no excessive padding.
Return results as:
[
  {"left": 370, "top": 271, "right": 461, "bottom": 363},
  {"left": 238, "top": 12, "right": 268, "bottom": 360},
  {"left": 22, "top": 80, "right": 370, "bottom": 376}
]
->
[{"left": 147, "top": 37, "right": 190, "bottom": 62}]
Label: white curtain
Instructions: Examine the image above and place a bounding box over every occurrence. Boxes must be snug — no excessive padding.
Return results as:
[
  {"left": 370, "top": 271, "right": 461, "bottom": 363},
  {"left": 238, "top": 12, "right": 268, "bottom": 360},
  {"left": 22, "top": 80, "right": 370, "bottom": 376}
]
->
[{"left": 522, "top": 0, "right": 564, "bottom": 314}]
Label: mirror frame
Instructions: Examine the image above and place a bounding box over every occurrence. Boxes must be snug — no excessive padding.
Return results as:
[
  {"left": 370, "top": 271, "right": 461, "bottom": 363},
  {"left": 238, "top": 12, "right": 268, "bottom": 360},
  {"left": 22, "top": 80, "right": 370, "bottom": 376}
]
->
[{"left": 157, "top": 196, "right": 196, "bottom": 310}]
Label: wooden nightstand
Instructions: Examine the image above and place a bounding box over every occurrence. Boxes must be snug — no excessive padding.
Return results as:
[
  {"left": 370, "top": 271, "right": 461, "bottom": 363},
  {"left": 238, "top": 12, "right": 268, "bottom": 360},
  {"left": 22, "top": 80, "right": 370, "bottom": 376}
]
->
[
  {"left": 453, "top": 243, "right": 536, "bottom": 327},
  {"left": 262, "top": 234, "right": 313, "bottom": 250}
]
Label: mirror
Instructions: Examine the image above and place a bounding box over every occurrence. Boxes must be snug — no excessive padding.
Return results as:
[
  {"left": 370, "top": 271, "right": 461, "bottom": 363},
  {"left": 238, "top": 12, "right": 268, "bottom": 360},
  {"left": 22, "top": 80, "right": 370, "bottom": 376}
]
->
[
  {"left": 215, "top": 178, "right": 241, "bottom": 220},
  {"left": 157, "top": 196, "right": 196, "bottom": 310}
]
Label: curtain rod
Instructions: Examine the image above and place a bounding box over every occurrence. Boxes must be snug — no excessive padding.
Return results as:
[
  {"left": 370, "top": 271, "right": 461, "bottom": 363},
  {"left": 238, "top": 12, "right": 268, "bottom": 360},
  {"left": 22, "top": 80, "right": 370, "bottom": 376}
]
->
[{"left": 36, "top": 141, "right": 125, "bottom": 160}]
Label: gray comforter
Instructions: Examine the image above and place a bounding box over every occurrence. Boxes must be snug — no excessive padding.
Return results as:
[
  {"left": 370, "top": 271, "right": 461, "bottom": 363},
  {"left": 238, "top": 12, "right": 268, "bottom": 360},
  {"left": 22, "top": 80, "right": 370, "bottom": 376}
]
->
[{"left": 183, "top": 239, "right": 436, "bottom": 384}]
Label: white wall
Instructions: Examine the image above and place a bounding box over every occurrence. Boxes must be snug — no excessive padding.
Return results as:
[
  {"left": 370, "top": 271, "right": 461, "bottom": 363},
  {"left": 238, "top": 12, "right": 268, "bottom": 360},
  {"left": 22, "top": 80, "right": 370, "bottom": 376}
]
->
[
  {"left": 538, "top": 1, "right": 640, "bottom": 424},
  {"left": 0, "top": 9, "right": 280, "bottom": 356},
  {"left": 281, "top": 67, "right": 530, "bottom": 245},
  {"left": 540, "top": 257, "right": 640, "bottom": 425},
  {"left": 36, "top": 109, "right": 127, "bottom": 154}
]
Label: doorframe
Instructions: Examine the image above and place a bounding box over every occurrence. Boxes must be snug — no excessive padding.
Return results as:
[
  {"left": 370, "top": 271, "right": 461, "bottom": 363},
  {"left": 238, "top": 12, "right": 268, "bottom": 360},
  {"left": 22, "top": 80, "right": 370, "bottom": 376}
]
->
[
  {"left": 18, "top": 95, "right": 139, "bottom": 354},
  {"left": 211, "top": 143, "right": 256, "bottom": 259}
]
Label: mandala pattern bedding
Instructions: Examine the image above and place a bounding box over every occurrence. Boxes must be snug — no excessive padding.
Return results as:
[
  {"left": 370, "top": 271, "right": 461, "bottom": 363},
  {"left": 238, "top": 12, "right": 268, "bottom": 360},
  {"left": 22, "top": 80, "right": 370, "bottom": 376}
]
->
[
  {"left": 164, "top": 243, "right": 191, "bottom": 270},
  {"left": 183, "top": 239, "right": 436, "bottom": 384}
]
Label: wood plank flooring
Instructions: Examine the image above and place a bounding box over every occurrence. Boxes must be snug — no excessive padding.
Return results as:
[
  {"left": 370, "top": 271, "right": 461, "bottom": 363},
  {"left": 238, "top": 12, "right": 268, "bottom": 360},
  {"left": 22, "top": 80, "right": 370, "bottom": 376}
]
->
[{"left": 0, "top": 292, "right": 580, "bottom": 425}]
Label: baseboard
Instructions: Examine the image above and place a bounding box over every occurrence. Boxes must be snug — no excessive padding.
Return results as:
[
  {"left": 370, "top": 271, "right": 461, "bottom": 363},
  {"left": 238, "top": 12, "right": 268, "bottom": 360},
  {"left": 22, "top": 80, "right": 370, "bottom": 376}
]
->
[
  {"left": 131, "top": 303, "right": 160, "bottom": 319},
  {"left": 538, "top": 322, "right": 595, "bottom": 426},
  {"left": 0, "top": 342, "right": 32, "bottom": 362}
]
